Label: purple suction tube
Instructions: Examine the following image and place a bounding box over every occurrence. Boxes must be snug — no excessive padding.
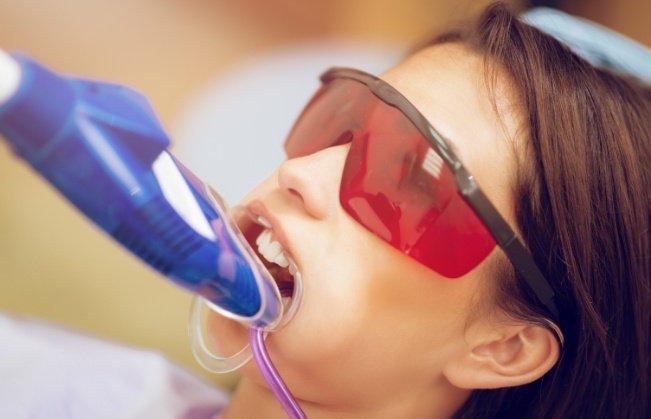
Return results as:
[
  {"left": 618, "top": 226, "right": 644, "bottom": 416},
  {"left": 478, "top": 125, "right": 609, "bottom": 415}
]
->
[{"left": 249, "top": 328, "right": 307, "bottom": 418}]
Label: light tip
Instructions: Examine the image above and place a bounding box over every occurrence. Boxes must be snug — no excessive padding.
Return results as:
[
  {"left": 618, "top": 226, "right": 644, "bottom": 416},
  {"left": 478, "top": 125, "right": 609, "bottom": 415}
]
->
[{"left": 0, "top": 49, "right": 21, "bottom": 106}]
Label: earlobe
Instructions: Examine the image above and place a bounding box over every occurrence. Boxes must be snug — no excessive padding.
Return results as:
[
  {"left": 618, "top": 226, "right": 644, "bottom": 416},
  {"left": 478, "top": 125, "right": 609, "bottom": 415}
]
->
[{"left": 443, "top": 324, "right": 560, "bottom": 389}]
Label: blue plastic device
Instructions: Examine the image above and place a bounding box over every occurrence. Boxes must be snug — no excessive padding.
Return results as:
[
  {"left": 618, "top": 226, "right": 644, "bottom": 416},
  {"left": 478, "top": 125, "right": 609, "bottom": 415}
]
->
[{"left": 0, "top": 53, "right": 283, "bottom": 329}]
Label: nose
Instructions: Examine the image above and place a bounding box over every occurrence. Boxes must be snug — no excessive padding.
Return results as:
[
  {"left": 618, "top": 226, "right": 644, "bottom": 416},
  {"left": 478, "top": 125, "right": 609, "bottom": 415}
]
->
[{"left": 277, "top": 144, "right": 350, "bottom": 219}]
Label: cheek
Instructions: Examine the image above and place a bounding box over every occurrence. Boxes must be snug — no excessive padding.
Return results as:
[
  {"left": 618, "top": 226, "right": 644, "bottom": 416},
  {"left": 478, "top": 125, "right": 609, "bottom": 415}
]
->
[
  {"left": 259, "top": 246, "right": 478, "bottom": 404},
  {"left": 266, "top": 231, "right": 466, "bottom": 367},
  {"left": 260, "top": 221, "right": 383, "bottom": 369},
  {"left": 267, "top": 247, "right": 372, "bottom": 362}
]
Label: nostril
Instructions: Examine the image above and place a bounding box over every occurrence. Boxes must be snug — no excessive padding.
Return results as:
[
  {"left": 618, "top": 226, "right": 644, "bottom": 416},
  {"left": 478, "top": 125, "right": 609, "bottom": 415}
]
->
[
  {"left": 284, "top": 187, "right": 308, "bottom": 209},
  {"left": 287, "top": 188, "right": 302, "bottom": 199},
  {"left": 335, "top": 130, "right": 354, "bottom": 145}
]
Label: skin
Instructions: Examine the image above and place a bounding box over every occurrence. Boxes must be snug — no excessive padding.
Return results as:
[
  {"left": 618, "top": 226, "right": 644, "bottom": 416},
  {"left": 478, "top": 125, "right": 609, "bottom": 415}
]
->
[{"left": 208, "top": 43, "right": 560, "bottom": 418}]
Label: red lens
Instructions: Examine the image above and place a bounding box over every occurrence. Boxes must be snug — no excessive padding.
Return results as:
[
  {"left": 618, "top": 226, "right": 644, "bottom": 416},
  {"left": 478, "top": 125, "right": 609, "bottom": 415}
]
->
[{"left": 284, "top": 78, "right": 496, "bottom": 278}]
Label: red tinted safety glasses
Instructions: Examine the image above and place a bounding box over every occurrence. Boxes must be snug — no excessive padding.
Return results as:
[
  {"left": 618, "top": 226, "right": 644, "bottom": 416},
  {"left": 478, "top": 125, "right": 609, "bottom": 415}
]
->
[{"left": 284, "top": 68, "right": 560, "bottom": 322}]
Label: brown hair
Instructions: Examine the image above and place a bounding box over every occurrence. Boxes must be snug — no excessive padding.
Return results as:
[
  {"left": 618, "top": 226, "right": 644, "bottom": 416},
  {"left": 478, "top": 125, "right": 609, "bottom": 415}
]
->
[{"left": 437, "top": 4, "right": 650, "bottom": 419}]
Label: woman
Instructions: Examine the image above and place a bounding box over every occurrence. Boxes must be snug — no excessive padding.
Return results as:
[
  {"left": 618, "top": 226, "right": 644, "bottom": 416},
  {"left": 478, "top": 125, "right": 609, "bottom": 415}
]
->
[{"left": 206, "top": 3, "right": 650, "bottom": 418}]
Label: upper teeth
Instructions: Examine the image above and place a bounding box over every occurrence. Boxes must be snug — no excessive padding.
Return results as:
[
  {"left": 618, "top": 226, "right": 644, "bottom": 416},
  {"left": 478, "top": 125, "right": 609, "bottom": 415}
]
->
[{"left": 256, "top": 228, "right": 289, "bottom": 268}]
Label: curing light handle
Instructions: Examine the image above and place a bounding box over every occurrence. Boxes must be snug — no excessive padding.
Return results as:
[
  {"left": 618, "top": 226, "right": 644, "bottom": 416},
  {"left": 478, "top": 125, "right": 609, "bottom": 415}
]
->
[{"left": 0, "top": 50, "right": 283, "bottom": 330}]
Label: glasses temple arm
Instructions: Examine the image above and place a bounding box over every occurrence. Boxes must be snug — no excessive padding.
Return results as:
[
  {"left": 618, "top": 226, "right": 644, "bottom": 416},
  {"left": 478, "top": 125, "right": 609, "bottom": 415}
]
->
[{"left": 455, "top": 169, "right": 561, "bottom": 322}]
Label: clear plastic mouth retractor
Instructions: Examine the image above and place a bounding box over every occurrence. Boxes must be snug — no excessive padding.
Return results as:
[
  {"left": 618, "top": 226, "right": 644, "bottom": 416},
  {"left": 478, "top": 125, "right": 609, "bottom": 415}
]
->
[{"left": 190, "top": 264, "right": 303, "bottom": 373}]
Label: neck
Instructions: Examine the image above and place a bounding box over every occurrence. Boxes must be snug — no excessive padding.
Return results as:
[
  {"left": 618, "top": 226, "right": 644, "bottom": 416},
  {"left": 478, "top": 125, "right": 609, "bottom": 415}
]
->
[{"left": 222, "top": 377, "right": 470, "bottom": 419}]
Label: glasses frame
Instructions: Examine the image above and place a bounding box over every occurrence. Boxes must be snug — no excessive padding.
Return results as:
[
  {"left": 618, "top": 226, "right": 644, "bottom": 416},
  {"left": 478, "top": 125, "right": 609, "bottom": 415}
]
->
[{"left": 321, "top": 67, "right": 560, "bottom": 323}]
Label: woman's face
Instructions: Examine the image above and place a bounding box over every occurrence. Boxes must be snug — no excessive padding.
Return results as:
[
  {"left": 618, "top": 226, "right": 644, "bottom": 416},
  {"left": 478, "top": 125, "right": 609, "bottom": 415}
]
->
[{"left": 209, "top": 43, "right": 522, "bottom": 410}]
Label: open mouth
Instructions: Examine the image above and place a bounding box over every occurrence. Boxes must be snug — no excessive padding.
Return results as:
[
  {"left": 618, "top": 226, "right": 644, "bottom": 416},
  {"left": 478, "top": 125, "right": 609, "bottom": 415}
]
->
[{"left": 234, "top": 208, "right": 296, "bottom": 299}]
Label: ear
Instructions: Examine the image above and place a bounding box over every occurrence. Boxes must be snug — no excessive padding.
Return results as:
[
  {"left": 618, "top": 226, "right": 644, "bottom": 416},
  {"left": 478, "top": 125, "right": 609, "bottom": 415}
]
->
[{"left": 442, "top": 323, "right": 560, "bottom": 389}]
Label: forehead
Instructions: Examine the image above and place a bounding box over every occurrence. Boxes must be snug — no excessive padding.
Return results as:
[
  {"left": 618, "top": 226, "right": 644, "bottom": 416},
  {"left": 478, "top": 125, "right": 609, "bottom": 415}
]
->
[{"left": 380, "top": 43, "right": 523, "bottom": 225}]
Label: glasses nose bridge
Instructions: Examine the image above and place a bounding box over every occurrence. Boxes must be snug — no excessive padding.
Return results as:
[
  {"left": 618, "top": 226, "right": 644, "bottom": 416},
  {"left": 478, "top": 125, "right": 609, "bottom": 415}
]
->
[{"left": 278, "top": 144, "right": 350, "bottom": 219}]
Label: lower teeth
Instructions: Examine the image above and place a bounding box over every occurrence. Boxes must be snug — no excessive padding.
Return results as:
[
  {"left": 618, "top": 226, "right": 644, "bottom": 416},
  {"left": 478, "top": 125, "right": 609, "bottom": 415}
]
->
[
  {"left": 277, "top": 256, "right": 298, "bottom": 297},
  {"left": 279, "top": 257, "right": 303, "bottom": 326}
]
